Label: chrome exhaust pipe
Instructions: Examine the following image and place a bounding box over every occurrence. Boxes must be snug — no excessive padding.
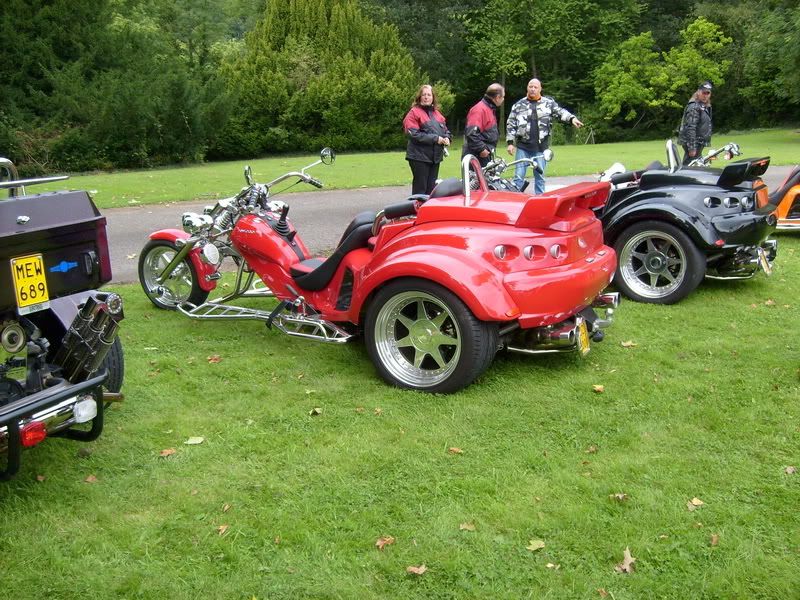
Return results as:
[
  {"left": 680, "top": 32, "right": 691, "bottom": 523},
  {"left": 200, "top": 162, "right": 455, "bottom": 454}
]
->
[{"left": 53, "top": 293, "right": 124, "bottom": 383}]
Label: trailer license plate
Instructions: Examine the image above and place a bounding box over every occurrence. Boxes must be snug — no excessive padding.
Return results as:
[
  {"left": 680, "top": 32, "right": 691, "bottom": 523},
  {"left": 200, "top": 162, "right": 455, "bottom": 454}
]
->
[
  {"left": 577, "top": 319, "right": 591, "bottom": 357},
  {"left": 11, "top": 254, "right": 50, "bottom": 314}
]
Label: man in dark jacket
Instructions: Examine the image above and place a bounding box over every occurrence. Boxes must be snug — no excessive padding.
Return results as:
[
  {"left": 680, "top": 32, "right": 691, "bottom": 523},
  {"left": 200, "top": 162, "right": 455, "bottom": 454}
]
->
[
  {"left": 463, "top": 83, "right": 505, "bottom": 167},
  {"left": 678, "top": 81, "right": 713, "bottom": 165}
]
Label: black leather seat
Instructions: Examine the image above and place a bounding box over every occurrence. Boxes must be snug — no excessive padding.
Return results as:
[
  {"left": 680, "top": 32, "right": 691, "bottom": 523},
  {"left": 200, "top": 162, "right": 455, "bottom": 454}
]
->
[
  {"left": 291, "top": 211, "right": 376, "bottom": 291},
  {"left": 429, "top": 177, "right": 463, "bottom": 198}
]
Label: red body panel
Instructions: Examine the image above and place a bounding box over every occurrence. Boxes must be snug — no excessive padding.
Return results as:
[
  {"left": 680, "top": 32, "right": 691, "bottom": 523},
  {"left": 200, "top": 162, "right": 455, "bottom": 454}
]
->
[
  {"left": 226, "top": 181, "right": 617, "bottom": 328},
  {"left": 148, "top": 229, "right": 218, "bottom": 291}
]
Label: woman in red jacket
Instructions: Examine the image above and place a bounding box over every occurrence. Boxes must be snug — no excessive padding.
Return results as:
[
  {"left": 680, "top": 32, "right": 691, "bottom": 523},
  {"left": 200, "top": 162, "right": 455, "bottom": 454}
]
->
[{"left": 402, "top": 85, "right": 451, "bottom": 195}]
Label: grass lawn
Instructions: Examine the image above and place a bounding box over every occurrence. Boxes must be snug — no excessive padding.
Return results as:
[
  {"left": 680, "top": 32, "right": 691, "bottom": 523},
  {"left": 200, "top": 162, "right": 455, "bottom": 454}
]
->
[
  {"left": 31, "top": 127, "right": 800, "bottom": 209},
  {"left": 1, "top": 232, "right": 798, "bottom": 598}
]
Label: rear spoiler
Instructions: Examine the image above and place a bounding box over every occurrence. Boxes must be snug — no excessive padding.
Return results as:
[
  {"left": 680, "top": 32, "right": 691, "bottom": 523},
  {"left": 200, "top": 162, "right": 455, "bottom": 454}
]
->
[
  {"left": 717, "top": 157, "right": 770, "bottom": 188},
  {"left": 516, "top": 181, "right": 610, "bottom": 232}
]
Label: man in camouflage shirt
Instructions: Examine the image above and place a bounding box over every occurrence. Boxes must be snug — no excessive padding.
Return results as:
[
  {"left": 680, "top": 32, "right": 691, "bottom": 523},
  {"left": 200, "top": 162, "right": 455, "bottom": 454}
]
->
[{"left": 506, "top": 78, "right": 583, "bottom": 194}]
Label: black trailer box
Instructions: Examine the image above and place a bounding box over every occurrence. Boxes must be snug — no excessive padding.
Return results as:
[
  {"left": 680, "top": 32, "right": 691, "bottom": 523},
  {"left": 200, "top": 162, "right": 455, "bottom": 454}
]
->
[{"left": 0, "top": 191, "right": 112, "bottom": 315}]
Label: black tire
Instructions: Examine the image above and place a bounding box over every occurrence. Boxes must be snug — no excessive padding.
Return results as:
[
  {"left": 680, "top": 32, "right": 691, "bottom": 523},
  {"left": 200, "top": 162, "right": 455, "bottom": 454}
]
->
[
  {"left": 101, "top": 337, "right": 124, "bottom": 393},
  {"left": 614, "top": 220, "right": 706, "bottom": 304},
  {"left": 364, "top": 278, "right": 498, "bottom": 393},
  {"left": 138, "top": 240, "right": 209, "bottom": 310}
]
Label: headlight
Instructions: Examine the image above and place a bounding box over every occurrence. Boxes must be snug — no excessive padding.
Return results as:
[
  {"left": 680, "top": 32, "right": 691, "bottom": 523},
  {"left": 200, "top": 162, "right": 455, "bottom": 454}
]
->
[
  {"left": 199, "top": 243, "right": 221, "bottom": 266},
  {"left": 740, "top": 195, "right": 754, "bottom": 210},
  {"left": 182, "top": 212, "right": 213, "bottom": 234}
]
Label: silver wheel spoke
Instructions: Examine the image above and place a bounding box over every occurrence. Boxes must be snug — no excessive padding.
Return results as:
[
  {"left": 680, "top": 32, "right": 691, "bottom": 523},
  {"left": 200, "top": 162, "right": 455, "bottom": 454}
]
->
[{"left": 413, "top": 349, "right": 427, "bottom": 368}]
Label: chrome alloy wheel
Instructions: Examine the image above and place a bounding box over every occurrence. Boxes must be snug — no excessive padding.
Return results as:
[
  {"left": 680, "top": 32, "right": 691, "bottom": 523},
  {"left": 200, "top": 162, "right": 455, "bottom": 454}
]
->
[
  {"left": 372, "top": 291, "right": 462, "bottom": 388},
  {"left": 619, "top": 229, "right": 687, "bottom": 299},
  {"left": 141, "top": 245, "right": 196, "bottom": 307}
]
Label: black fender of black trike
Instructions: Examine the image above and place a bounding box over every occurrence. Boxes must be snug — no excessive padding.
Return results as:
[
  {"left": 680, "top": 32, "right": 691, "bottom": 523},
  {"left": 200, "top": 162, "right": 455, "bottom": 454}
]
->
[{"left": 598, "top": 165, "right": 777, "bottom": 252}]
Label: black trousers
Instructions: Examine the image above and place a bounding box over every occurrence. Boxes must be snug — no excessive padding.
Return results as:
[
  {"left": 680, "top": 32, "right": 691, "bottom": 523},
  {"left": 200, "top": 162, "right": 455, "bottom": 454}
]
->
[
  {"left": 408, "top": 160, "right": 440, "bottom": 195},
  {"left": 681, "top": 144, "right": 695, "bottom": 165}
]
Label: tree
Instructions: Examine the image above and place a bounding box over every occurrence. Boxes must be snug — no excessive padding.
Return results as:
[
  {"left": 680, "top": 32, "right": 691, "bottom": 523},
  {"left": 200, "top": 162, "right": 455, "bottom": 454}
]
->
[
  {"left": 212, "top": 0, "right": 438, "bottom": 157},
  {"left": 593, "top": 17, "right": 732, "bottom": 136}
]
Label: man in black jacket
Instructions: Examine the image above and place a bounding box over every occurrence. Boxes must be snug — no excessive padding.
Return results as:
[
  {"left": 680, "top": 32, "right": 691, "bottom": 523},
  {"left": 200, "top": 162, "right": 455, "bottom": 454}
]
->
[
  {"left": 678, "top": 81, "right": 713, "bottom": 165},
  {"left": 462, "top": 83, "right": 505, "bottom": 167}
]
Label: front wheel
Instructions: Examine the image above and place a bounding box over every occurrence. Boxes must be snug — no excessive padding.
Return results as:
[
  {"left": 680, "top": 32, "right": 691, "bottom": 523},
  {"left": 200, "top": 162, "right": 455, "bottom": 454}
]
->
[
  {"left": 138, "top": 240, "right": 209, "bottom": 310},
  {"left": 365, "top": 279, "right": 498, "bottom": 393},
  {"left": 614, "top": 221, "right": 706, "bottom": 304}
]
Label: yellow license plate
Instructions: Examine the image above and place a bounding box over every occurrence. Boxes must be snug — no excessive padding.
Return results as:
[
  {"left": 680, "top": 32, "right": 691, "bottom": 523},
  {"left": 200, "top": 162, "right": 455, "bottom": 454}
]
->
[
  {"left": 11, "top": 254, "right": 50, "bottom": 314},
  {"left": 577, "top": 319, "right": 591, "bottom": 357}
]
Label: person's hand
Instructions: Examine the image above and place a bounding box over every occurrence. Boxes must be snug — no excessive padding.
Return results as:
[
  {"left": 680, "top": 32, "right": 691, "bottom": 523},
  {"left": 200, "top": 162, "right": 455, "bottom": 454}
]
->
[
  {"left": 438, "top": 136, "right": 449, "bottom": 146},
  {"left": 479, "top": 149, "right": 489, "bottom": 158},
  {"left": 571, "top": 117, "right": 584, "bottom": 128},
  {"left": 507, "top": 143, "right": 514, "bottom": 156}
]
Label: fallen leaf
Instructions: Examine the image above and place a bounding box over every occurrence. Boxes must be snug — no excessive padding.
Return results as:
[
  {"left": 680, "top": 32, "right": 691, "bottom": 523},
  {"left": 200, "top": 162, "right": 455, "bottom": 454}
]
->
[
  {"left": 693, "top": 522, "right": 704, "bottom": 528},
  {"left": 309, "top": 407, "right": 322, "bottom": 416},
  {"left": 545, "top": 563, "right": 560, "bottom": 570},
  {"left": 355, "top": 407, "right": 365, "bottom": 413},
  {"left": 658, "top": 534, "right": 669, "bottom": 540},
  {"left": 274, "top": 536, "right": 281, "bottom": 544},
  {"left": 710, "top": 534, "right": 720, "bottom": 546},
  {"left": 376, "top": 536, "right": 395, "bottom": 550},
  {"left": 526, "top": 539, "right": 546, "bottom": 552},
  {"left": 296, "top": 372, "right": 305, "bottom": 379},
  {"left": 459, "top": 522, "right": 476, "bottom": 531},
  {"left": 126, "top": 253, "right": 137, "bottom": 260},
  {"left": 207, "top": 355, "right": 222, "bottom": 363},
  {"left": 222, "top": 503, "right": 231, "bottom": 513},
  {"left": 36, "top": 474, "right": 46, "bottom": 482},
  {"left": 217, "top": 524, "right": 229, "bottom": 536},
  {"left": 84, "top": 475, "right": 98, "bottom": 483},
  {"left": 448, "top": 447, "right": 464, "bottom": 455},
  {"left": 592, "top": 384, "right": 605, "bottom": 393},
  {"left": 598, "top": 589, "right": 609, "bottom": 598},
  {"left": 184, "top": 436, "right": 205, "bottom": 445},
  {"left": 785, "top": 466, "right": 796, "bottom": 475},
  {"left": 159, "top": 448, "right": 177, "bottom": 457},
  {"left": 614, "top": 546, "right": 636, "bottom": 573},
  {"left": 374, "top": 407, "right": 383, "bottom": 415},
  {"left": 765, "top": 299, "right": 776, "bottom": 306},
  {"left": 585, "top": 444, "right": 598, "bottom": 454},
  {"left": 687, "top": 497, "right": 705, "bottom": 511},
  {"left": 621, "top": 340, "right": 638, "bottom": 348},
  {"left": 305, "top": 389, "right": 316, "bottom": 395},
  {"left": 406, "top": 564, "right": 427, "bottom": 575},
  {"left": 609, "top": 492, "right": 629, "bottom": 502}
]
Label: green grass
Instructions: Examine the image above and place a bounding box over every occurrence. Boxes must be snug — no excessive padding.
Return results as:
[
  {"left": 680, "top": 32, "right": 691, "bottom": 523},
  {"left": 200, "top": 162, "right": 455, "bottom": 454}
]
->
[
  {"left": 31, "top": 127, "right": 800, "bottom": 209},
  {"left": 1, "top": 237, "right": 798, "bottom": 598}
]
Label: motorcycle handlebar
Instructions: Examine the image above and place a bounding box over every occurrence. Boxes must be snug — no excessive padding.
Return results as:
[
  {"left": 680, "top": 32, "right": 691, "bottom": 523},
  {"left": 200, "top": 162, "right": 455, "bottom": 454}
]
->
[{"left": 307, "top": 177, "right": 324, "bottom": 189}]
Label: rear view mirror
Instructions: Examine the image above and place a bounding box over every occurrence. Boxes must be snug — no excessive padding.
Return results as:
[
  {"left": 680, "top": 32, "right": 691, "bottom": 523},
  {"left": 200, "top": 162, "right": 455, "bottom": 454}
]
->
[{"left": 320, "top": 147, "right": 336, "bottom": 165}]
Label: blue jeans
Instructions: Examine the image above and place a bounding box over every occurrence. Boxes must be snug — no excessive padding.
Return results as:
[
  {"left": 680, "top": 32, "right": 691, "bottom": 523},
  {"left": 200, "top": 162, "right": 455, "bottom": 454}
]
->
[{"left": 512, "top": 148, "right": 547, "bottom": 195}]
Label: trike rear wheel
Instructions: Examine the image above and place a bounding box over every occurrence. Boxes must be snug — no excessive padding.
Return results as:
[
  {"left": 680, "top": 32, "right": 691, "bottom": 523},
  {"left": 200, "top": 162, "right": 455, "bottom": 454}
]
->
[{"left": 365, "top": 279, "right": 498, "bottom": 393}]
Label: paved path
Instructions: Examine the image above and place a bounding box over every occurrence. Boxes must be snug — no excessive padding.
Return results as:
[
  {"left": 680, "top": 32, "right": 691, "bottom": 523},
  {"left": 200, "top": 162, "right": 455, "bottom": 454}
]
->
[{"left": 106, "top": 167, "right": 794, "bottom": 284}]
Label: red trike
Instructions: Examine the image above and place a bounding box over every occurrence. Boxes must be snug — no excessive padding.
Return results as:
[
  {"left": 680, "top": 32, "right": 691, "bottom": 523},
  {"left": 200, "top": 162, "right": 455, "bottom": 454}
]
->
[{"left": 138, "top": 150, "right": 618, "bottom": 393}]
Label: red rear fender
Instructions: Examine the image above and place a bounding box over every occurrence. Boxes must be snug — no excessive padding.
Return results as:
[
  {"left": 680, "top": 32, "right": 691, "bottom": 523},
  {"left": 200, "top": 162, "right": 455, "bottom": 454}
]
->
[
  {"left": 148, "top": 229, "right": 217, "bottom": 292},
  {"left": 352, "top": 249, "right": 518, "bottom": 322}
]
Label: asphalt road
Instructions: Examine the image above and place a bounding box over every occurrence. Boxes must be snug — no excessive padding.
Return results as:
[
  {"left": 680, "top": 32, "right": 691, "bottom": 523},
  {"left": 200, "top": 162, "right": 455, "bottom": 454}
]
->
[{"left": 106, "top": 167, "right": 793, "bottom": 284}]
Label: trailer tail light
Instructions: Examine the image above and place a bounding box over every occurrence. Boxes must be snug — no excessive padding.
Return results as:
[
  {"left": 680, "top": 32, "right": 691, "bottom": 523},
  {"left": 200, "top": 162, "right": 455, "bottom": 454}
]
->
[{"left": 21, "top": 421, "right": 47, "bottom": 447}]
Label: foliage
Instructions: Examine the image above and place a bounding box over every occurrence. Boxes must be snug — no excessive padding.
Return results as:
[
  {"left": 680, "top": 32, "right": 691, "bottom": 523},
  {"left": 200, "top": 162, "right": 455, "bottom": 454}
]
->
[
  {"left": 593, "top": 18, "right": 732, "bottom": 136},
  {"left": 211, "top": 0, "right": 433, "bottom": 157}
]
